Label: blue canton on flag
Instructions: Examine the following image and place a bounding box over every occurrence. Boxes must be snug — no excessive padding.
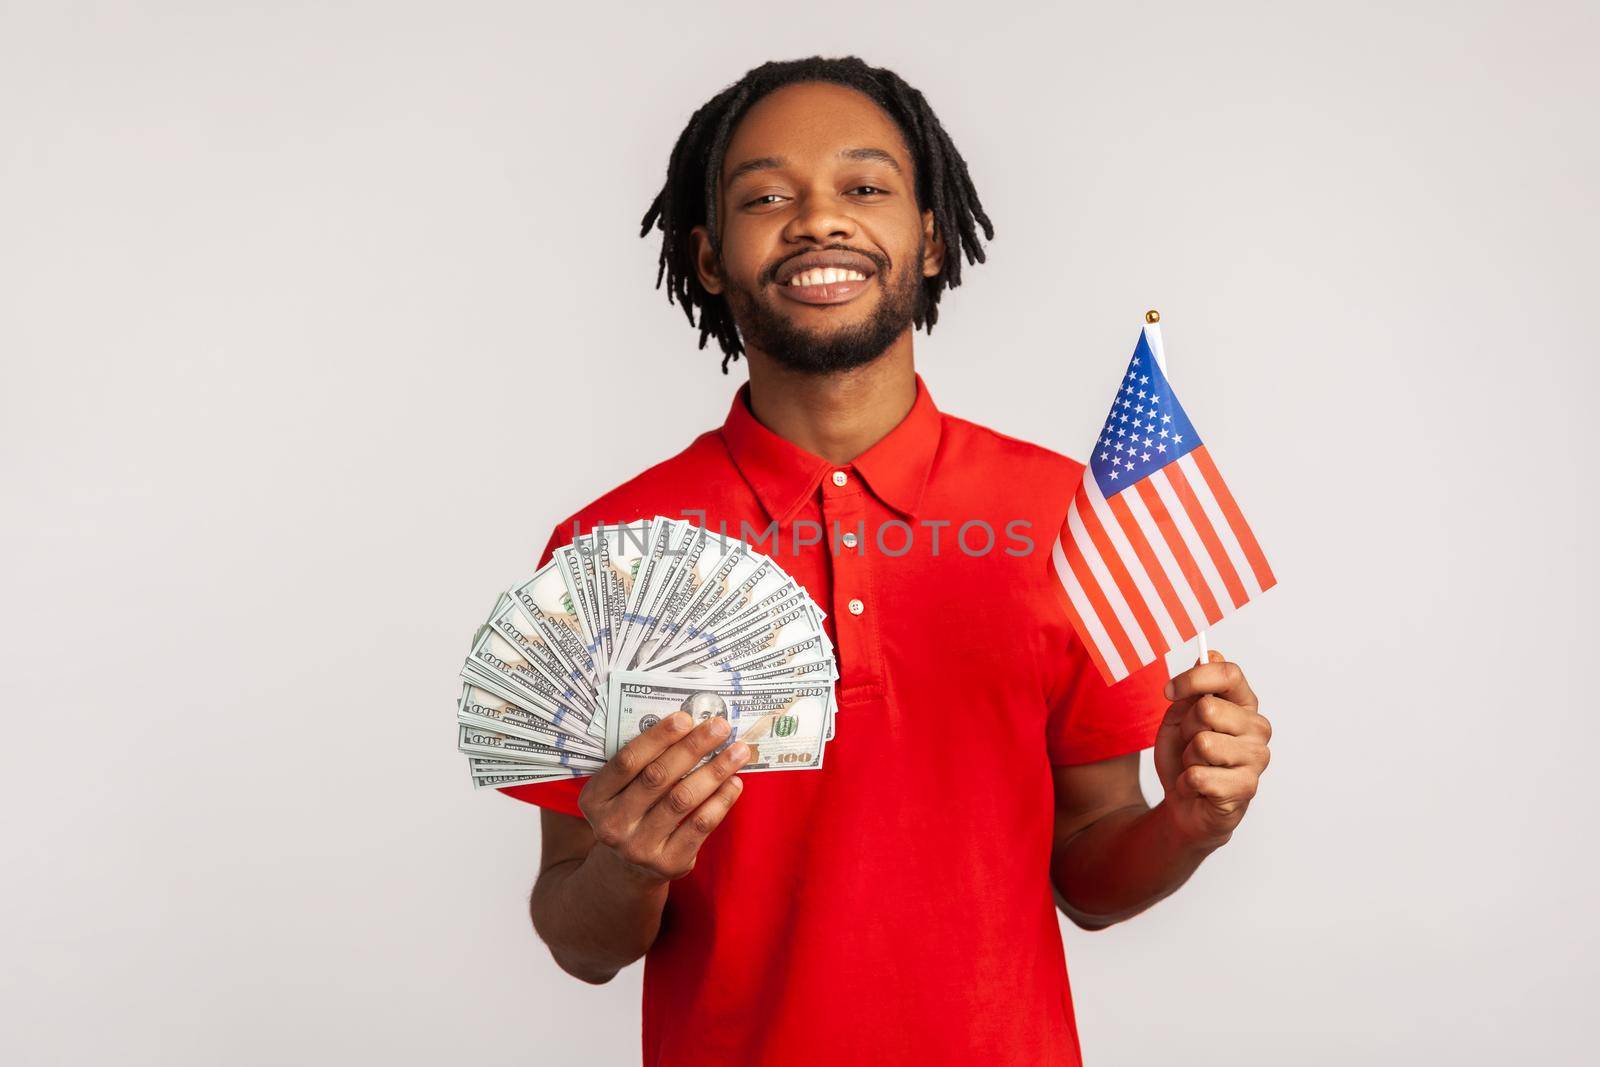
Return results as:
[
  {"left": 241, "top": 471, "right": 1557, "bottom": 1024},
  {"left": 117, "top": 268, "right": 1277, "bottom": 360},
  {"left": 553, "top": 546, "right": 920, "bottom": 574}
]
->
[{"left": 1090, "top": 330, "right": 1202, "bottom": 494}]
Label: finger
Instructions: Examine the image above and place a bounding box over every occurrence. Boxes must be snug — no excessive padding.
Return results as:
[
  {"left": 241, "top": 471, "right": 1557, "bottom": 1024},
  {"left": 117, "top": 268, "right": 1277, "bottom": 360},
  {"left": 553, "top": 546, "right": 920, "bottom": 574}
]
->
[
  {"left": 586, "top": 711, "right": 694, "bottom": 802},
  {"left": 661, "top": 775, "right": 745, "bottom": 870},
  {"left": 1180, "top": 729, "right": 1269, "bottom": 771},
  {"left": 1158, "top": 650, "right": 1224, "bottom": 725},
  {"left": 1163, "top": 654, "right": 1257, "bottom": 708},
  {"left": 1180, "top": 695, "right": 1268, "bottom": 742},
  {"left": 1176, "top": 764, "right": 1260, "bottom": 808},
  {"left": 612, "top": 715, "right": 734, "bottom": 822},
  {"left": 638, "top": 739, "right": 753, "bottom": 840}
]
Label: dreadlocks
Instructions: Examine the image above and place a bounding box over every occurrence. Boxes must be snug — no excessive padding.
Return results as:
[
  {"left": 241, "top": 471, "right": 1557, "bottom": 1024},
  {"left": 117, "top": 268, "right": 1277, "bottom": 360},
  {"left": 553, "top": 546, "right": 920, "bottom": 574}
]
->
[{"left": 638, "top": 56, "right": 996, "bottom": 374}]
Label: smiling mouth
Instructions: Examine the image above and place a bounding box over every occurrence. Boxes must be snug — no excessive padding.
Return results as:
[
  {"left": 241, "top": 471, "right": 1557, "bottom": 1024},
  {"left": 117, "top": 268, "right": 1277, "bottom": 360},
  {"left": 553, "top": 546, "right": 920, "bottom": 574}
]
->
[{"left": 777, "top": 268, "right": 874, "bottom": 306}]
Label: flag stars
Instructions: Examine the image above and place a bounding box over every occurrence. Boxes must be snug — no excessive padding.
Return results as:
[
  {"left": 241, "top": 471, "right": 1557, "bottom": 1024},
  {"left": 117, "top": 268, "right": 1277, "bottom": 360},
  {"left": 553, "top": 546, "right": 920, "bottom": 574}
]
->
[{"left": 1096, "top": 350, "right": 1199, "bottom": 483}]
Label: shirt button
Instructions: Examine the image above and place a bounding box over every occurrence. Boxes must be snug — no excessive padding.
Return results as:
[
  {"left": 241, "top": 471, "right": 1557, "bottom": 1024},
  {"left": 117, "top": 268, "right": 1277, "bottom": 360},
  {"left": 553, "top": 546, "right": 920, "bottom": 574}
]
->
[
  {"left": 847, "top": 598, "right": 865, "bottom": 615},
  {"left": 841, "top": 532, "right": 859, "bottom": 548},
  {"left": 831, "top": 470, "right": 848, "bottom": 487}
]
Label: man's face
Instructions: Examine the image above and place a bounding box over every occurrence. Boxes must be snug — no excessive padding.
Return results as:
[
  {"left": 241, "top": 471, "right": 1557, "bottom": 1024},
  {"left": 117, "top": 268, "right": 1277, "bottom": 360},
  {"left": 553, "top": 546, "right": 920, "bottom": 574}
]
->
[{"left": 692, "top": 81, "right": 946, "bottom": 375}]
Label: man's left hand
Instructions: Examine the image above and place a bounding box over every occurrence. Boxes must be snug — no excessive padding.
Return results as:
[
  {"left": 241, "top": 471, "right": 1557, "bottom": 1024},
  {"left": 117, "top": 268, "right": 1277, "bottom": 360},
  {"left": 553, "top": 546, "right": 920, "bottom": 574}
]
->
[{"left": 1153, "top": 650, "right": 1271, "bottom": 848}]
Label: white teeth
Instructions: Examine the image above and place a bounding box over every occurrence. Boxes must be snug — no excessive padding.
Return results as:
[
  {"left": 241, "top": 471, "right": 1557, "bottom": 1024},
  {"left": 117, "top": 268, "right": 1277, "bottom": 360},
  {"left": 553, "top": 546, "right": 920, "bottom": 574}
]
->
[{"left": 788, "top": 267, "right": 867, "bottom": 287}]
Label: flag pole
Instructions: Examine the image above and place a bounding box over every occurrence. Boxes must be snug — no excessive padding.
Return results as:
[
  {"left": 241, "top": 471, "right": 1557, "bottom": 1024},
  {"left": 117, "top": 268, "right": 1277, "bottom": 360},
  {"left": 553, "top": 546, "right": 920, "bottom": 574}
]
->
[{"left": 1145, "top": 309, "right": 1210, "bottom": 666}]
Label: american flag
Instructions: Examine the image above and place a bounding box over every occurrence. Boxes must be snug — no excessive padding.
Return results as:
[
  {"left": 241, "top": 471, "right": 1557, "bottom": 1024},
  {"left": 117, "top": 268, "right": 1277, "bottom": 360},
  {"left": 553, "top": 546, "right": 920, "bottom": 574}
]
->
[{"left": 1050, "top": 322, "right": 1275, "bottom": 684}]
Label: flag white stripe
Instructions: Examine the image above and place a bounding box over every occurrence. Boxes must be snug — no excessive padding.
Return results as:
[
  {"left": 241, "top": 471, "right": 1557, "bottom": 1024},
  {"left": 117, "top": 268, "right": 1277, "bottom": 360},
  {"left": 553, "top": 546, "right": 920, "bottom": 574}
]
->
[
  {"left": 1144, "top": 322, "right": 1167, "bottom": 374},
  {"left": 1051, "top": 535, "right": 1128, "bottom": 680},
  {"left": 1149, "top": 468, "right": 1234, "bottom": 614},
  {"left": 1177, "top": 452, "right": 1262, "bottom": 601},
  {"left": 1066, "top": 498, "right": 1155, "bottom": 667},
  {"left": 1083, "top": 472, "right": 1183, "bottom": 649},
  {"left": 1124, "top": 483, "right": 1209, "bottom": 633}
]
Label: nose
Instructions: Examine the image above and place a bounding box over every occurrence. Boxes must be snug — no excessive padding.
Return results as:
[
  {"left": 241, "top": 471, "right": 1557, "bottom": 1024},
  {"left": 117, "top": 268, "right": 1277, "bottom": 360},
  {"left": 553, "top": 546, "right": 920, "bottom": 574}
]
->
[{"left": 781, "top": 189, "right": 858, "bottom": 246}]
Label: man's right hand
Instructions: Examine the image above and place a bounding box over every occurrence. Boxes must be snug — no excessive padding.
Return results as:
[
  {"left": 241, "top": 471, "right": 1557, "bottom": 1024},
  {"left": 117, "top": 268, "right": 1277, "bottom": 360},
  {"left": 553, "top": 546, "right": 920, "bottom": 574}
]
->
[{"left": 577, "top": 711, "right": 752, "bottom": 885}]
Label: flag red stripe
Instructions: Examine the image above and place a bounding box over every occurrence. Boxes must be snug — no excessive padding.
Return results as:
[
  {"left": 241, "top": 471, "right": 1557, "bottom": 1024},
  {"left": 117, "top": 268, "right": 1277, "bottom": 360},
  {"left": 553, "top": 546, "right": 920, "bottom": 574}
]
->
[
  {"left": 1047, "top": 545, "right": 1118, "bottom": 683},
  {"left": 1060, "top": 506, "right": 1141, "bottom": 671},
  {"left": 1135, "top": 478, "right": 1223, "bottom": 625},
  {"left": 1165, "top": 463, "right": 1249, "bottom": 609},
  {"left": 1076, "top": 482, "right": 1167, "bottom": 654},
  {"left": 1107, "top": 489, "right": 1198, "bottom": 643},
  {"left": 1190, "top": 445, "right": 1276, "bottom": 592}
]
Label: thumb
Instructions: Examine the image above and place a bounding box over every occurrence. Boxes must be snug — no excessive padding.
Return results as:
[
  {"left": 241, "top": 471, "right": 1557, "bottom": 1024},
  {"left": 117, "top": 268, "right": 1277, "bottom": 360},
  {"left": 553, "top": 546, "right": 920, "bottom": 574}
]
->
[{"left": 1165, "top": 648, "right": 1223, "bottom": 718}]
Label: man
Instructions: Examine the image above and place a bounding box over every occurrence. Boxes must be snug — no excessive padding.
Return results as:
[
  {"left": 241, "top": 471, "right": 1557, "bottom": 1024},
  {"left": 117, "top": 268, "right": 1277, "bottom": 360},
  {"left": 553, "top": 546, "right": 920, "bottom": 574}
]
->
[{"left": 510, "top": 56, "right": 1271, "bottom": 1066}]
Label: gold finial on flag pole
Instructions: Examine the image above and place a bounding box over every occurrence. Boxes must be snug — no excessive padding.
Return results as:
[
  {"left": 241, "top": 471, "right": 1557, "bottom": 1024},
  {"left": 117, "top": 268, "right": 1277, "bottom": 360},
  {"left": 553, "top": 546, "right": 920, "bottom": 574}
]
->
[{"left": 1145, "top": 309, "right": 1160, "bottom": 324}]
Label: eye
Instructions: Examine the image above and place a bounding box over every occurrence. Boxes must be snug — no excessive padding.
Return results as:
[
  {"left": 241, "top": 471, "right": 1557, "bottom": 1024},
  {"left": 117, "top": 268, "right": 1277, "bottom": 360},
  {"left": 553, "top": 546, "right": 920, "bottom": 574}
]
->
[
  {"left": 851, "top": 186, "right": 888, "bottom": 196},
  {"left": 745, "top": 194, "right": 785, "bottom": 207}
]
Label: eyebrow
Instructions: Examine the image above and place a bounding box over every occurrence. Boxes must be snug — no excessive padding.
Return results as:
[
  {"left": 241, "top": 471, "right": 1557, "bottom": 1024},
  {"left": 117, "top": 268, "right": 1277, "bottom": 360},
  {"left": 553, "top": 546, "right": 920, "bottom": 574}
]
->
[{"left": 724, "top": 146, "right": 905, "bottom": 187}]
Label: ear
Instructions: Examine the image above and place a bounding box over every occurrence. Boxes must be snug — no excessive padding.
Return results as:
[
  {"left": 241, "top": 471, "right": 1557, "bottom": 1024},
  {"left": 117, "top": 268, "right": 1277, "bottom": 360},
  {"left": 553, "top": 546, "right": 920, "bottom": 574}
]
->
[
  {"left": 921, "top": 208, "right": 947, "bottom": 278},
  {"left": 690, "top": 224, "right": 724, "bottom": 295}
]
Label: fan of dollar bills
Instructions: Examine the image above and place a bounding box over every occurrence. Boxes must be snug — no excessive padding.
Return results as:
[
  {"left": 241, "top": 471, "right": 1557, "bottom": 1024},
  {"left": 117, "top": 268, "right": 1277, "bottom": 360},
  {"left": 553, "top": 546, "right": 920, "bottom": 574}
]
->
[{"left": 457, "top": 517, "right": 840, "bottom": 790}]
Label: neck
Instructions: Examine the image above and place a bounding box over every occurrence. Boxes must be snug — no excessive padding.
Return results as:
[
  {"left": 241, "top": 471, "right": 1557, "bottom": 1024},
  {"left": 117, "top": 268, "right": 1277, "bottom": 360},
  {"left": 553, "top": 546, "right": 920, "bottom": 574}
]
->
[{"left": 743, "top": 342, "right": 917, "bottom": 465}]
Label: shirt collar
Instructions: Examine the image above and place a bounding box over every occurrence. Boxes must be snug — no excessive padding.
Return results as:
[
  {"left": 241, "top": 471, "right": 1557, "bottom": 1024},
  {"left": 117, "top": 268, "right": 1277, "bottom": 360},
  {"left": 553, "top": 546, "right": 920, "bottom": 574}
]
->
[{"left": 719, "top": 373, "right": 943, "bottom": 525}]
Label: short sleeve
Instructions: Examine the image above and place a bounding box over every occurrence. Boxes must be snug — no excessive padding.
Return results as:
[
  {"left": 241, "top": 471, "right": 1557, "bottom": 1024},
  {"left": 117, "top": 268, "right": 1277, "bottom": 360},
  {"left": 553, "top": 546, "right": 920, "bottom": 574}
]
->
[
  {"left": 500, "top": 776, "right": 586, "bottom": 816},
  {"left": 1045, "top": 635, "right": 1172, "bottom": 766},
  {"left": 497, "top": 522, "right": 593, "bottom": 817}
]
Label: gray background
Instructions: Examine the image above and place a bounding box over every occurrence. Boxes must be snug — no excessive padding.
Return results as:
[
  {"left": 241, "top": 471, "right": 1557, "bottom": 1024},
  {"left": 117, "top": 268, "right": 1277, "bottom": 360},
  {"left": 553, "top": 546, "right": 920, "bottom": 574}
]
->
[{"left": 3, "top": 2, "right": 1594, "bottom": 1063}]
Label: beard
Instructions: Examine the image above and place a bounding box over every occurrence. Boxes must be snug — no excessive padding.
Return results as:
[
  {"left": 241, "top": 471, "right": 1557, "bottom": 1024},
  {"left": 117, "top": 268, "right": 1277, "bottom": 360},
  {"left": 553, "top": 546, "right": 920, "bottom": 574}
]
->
[{"left": 721, "top": 237, "right": 926, "bottom": 375}]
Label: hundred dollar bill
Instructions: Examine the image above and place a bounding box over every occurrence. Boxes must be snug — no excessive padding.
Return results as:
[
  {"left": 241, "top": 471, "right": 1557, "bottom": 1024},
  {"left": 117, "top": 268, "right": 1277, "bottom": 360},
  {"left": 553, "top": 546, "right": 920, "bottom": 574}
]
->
[
  {"left": 623, "top": 521, "right": 716, "bottom": 670},
  {"left": 469, "top": 761, "right": 587, "bottom": 789},
  {"left": 486, "top": 593, "right": 596, "bottom": 717},
  {"left": 548, "top": 520, "right": 647, "bottom": 741},
  {"left": 667, "top": 659, "right": 837, "bottom": 740},
  {"left": 613, "top": 518, "right": 688, "bottom": 671},
  {"left": 554, "top": 538, "right": 603, "bottom": 661},
  {"left": 467, "top": 758, "right": 556, "bottom": 777},
  {"left": 459, "top": 723, "right": 605, "bottom": 769},
  {"left": 647, "top": 578, "right": 812, "bottom": 667},
  {"left": 469, "top": 757, "right": 580, "bottom": 775},
  {"left": 654, "top": 556, "right": 791, "bottom": 658},
  {"left": 720, "top": 632, "right": 832, "bottom": 671},
  {"left": 591, "top": 521, "right": 653, "bottom": 669},
  {"left": 646, "top": 592, "right": 825, "bottom": 673},
  {"left": 695, "top": 635, "right": 840, "bottom": 687},
  {"left": 461, "top": 628, "right": 596, "bottom": 742},
  {"left": 605, "top": 671, "right": 832, "bottom": 772},
  {"left": 672, "top": 657, "right": 838, "bottom": 688},
  {"left": 648, "top": 533, "right": 766, "bottom": 656},
  {"left": 510, "top": 560, "right": 597, "bottom": 694},
  {"left": 457, "top": 683, "right": 604, "bottom": 757}
]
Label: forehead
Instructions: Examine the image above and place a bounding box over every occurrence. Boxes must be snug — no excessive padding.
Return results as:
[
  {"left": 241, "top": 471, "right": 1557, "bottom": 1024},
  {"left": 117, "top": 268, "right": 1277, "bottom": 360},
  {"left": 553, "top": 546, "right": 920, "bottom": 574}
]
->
[{"left": 720, "top": 81, "right": 913, "bottom": 186}]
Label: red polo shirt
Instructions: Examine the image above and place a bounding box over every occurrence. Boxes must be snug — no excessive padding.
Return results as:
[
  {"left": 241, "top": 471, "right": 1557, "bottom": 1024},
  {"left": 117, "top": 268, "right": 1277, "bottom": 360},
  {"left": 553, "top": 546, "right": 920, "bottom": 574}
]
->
[{"left": 506, "top": 374, "right": 1170, "bottom": 1066}]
